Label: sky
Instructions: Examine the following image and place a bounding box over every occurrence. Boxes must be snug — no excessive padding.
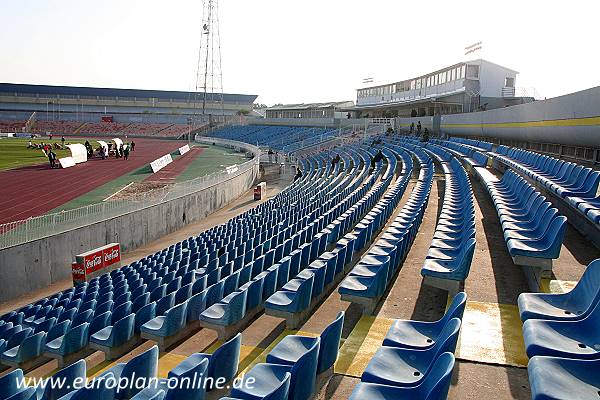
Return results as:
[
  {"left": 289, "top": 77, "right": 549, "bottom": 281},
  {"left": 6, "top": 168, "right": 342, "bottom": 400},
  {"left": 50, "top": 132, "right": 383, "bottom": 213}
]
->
[{"left": 1, "top": 0, "right": 599, "bottom": 106}]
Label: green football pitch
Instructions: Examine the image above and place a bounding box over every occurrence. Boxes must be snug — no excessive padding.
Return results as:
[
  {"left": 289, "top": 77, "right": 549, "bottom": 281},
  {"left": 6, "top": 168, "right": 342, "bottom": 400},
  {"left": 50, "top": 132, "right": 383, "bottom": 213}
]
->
[{"left": 0, "top": 137, "right": 92, "bottom": 170}]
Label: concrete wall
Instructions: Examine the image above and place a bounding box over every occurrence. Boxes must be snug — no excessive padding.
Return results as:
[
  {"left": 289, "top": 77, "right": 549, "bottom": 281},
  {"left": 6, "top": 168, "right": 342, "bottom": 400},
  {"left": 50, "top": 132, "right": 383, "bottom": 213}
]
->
[
  {"left": 0, "top": 147, "right": 259, "bottom": 303},
  {"left": 396, "top": 116, "right": 435, "bottom": 132},
  {"left": 439, "top": 86, "right": 600, "bottom": 147}
]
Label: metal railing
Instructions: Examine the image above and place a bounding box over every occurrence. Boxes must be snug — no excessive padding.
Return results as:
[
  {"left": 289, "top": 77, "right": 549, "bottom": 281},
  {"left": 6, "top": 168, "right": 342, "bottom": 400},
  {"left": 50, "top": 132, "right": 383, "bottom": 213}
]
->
[{"left": 0, "top": 139, "right": 260, "bottom": 250}]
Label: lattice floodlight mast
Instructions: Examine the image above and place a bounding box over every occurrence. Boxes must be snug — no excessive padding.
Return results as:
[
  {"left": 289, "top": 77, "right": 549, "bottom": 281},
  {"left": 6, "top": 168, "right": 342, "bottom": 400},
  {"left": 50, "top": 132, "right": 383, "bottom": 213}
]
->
[{"left": 194, "top": 0, "right": 225, "bottom": 129}]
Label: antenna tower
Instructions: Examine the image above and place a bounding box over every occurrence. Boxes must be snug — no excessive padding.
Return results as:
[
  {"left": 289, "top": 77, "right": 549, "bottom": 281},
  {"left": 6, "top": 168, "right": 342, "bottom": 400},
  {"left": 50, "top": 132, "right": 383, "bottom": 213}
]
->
[{"left": 194, "top": 0, "right": 225, "bottom": 128}]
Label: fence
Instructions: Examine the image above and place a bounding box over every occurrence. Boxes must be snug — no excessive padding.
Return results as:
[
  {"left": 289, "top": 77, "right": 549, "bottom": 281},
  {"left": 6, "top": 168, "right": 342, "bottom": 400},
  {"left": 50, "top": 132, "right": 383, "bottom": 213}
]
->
[{"left": 0, "top": 138, "right": 260, "bottom": 250}]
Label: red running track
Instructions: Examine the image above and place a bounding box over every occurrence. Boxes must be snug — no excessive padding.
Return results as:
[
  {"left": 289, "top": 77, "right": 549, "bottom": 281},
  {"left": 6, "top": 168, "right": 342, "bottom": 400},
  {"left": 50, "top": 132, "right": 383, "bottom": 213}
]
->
[
  {"left": 144, "top": 147, "right": 204, "bottom": 184},
  {"left": 0, "top": 138, "right": 183, "bottom": 224}
]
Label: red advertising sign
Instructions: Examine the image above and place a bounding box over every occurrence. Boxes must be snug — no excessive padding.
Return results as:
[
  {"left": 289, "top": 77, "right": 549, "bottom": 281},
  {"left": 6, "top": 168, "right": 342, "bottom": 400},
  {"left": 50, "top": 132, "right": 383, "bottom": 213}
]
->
[
  {"left": 102, "top": 243, "right": 121, "bottom": 268},
  {"left": 83, "top": 249, "right": 104, "bottom": 274},
  {"left": 72, "top": 243, "right": 121, "bottom": 284},
  {"left": 71, "top": 262, "right": 85, "bottom": 283}
]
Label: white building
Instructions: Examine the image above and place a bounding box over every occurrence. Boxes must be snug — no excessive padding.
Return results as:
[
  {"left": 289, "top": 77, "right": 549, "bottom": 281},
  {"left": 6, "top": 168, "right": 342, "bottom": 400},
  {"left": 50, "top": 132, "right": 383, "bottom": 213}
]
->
[
  {"left": 266, "top": 101, "right": 354, "bottom": 119},
  {"left": 349, "top": 59, "right": 532, "bottom": 118}
]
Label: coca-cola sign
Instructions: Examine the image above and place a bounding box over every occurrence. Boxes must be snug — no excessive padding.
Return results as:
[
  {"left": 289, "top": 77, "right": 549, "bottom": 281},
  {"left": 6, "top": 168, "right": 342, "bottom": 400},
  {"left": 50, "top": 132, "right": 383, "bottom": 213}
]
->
[
  {"left": 84, "top": 250, "right": 104, "bottom": 274},
  {"left": 102, "top": 245, "right": 121, "bottom": 268},
  {"left": 73, "top": 243, "right": 121, "bottom": 284},
  {"left": 71, "top": 262, "right": 85, "bottom": 284}
]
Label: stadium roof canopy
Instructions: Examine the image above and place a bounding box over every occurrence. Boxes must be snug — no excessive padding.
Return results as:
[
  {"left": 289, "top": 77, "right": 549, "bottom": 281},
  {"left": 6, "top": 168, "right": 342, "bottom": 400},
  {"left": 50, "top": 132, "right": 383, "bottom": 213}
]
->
[
  {"left": 267, "top": 101, "right": 354, "bottom": 111},
  {"left": 0, "top": 83, "right": 257, "bottom": 104}
]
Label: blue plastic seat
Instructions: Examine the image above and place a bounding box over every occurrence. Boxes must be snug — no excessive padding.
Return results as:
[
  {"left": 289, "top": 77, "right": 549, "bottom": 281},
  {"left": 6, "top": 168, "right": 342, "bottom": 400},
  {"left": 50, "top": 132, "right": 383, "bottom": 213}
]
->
[
  {"left": 45, "top": 321, "right": 71, "bottom": 346},
  {"left": 150, "top": 285, "right": 167, "bottom": 303},
  {"left": 112, "top": 301, "right": 132, "bottom": 324},
  {"left": 44, "top": 322, "right": 89, "bottom": 357},
  {"left": 4, "top": 387, "right": 37, "bottom": 400},
  {"left": 317, "top": 311, "right": 344, "bottom": 374},
  {"left": 518, "top": 259, "right": 600, "bottom": 321},
  {"left": 229, "top": 364, "right": 291, "bottom": 400},
  {"left": 223, "top": 272, "right": 240, "bottom": 297},
  {"left": 361, "top": 318, "right": 461, "bottom": 387},
  {"left": 186, "top": 333, "right": 241, "bottom": 389},
  {"left": 28, "top": 307, "right": 61, "bottom": 328},
  {"left": 260, "top": 267, "right": 279, "bottom": 300},
  {"left": 95, "top": 299, "right": 114, "bottom": 316},
  {"left": 129, "top": 356, "right": 208, "bottom": 400},
  {"left": 265, "top": 276, "right": 314, "bottom": 314},
  {"left": 200, "top": 290, "right": 247, "bottom": 327},
  {"left": 71, "top": 310, "right": 93, "bottom": 327},
  {"left": 156, "top": 293, "right": 176, "bottom": 316},
  {"left": 205, "top": 281, "right": 225, "bottom": 308},
  {"left": 239, "top": 278, "right": 263, "bottom": 311},
  {"left": 339, "top": 255, "right": 389, "bottom": 299},
  {"left": 174, "top": 283, "right": 193, "bottom": 306},
  {"left": 36, "top": 359, "right": 86, "bottom": 400},
  {"left": 383, "top": 292, "right": 467, "bottom": 349},
  {"left": 349, "top": 352, "right": 455, "bottom": 400},
  {"left": 240, "top": 335, "right": 319, "bottom": 400},
  {"left": 90, "top": 311, "right": 112, "bottom": 336},
  {"left": 528, "top": 356, "right": 600, "bottom": 400},
  {"left": 90, "top": 314, "right": 135, "bottom": 349},
  {"left": 1, "top": 331, "right": 46, "bottom": 365},
  {"left": 132, "top": 293, "right": 151, "bottom": 314},
  {"left": 522, "top": 294, "right": 600, "bottom": 359},
  {"left": 100, "top": 346, "right": 159, "bottom": 400},
  {"left": 142, "top": 300, "right": 188, "bottom": 340},
  {"left": 507, "top": 216, "right": 567, "bottom": 259},
  {"left": 0, "top": 369, "right": 25, "bottom": 400},
  {"left": 33, "top": 316, "right": 57, "bottom": 334},
  {"left": 421, "top": 238, "right": 476, "bottom": 282},
  {"left": 186, "top": 291, "right": 207, "bottom": 322}
]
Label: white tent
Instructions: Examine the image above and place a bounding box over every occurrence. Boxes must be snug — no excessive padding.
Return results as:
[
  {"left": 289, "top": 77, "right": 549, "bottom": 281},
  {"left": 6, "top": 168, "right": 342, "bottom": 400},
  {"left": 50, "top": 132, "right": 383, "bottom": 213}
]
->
[
  {"left": 97, "top": 140, "right": 108, "bottom": 154},
  {"left": 112, "top": 138, "right": 123, "bottom": 149},
  {"left": 66, "top": 143, "right": 88, "bottom": 164}
]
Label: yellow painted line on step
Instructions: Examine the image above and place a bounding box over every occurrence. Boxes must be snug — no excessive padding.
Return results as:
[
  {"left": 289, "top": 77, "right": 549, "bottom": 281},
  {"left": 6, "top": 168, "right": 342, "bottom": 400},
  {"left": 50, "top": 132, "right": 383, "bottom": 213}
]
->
[
  {"left": 334, "top": 315, "right": 394, "bottom": 378},
  {"left": 456, "top": 301, "right": 528, "bottom": 368},
  {"left": 158, "top": 353, "right": 188, "bottom": 378},
  {"left": 541, "top": 278, "right": 577, "bottom": 294},
  {"left": 86, "top": 349, "right": 187, "bottom": 379}
]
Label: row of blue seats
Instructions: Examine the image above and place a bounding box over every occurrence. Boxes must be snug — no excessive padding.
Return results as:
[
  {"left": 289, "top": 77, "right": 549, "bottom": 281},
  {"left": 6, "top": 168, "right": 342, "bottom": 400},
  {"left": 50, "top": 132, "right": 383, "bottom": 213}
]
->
[
  {"left": 139, "top": 147, "right": 376, "bottom": 344},
  {"left": 493, "top": 145, "right": 600, "bottom": 226},
  {"left": 448, "top": 136, "right": 493, "bottom": 152},
  {"left": 518, "top": 259, "right": 600, "bottom": 399},
  {"left": 0, "top": 332, "right": 243, "bottom": 400},
  {"left": 0, "top": 313, "right": 346, "bottom": 400},
  {"left": 266, "top": 148, "right": 410, "bottom": 320},
  {"left": 0, "top": 145, "right": 367, "bottom": 365},
  {"left": 349, "top": 292, "right": 467, "bottom": 400},
  {"left": 421, "top": 156, "right": 476, "bottom": 286},
  {"left": 222, "top": 313, "right": 344, "bottom": 400},
  {"left": 198, "top": 156, "right": 379, "bottom": 331},
  {"left": 339, "top": 148, "right": 434, "bottom": 311},
  {"left": 430, "top": 140, "right": 488, "bottom": 170},
  {"left": 207, "top": 125, "right": 337, "bottom": 153},
  {"left": 477, "top": 169, "right": 567, "bottom": 261}
]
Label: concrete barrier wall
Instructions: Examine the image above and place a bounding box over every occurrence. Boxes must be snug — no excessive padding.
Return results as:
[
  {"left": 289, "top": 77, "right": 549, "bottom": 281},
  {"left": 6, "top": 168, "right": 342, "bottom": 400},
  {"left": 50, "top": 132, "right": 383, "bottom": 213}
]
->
[
  {"left": 0, "top": 145, "right": 259, "bottom": 303},
  {"left": 439, "top": 86, "right": 600, "bottom": 147},
  {"left": 396, "top": 117, "right": 434, "bottom": 131}
]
